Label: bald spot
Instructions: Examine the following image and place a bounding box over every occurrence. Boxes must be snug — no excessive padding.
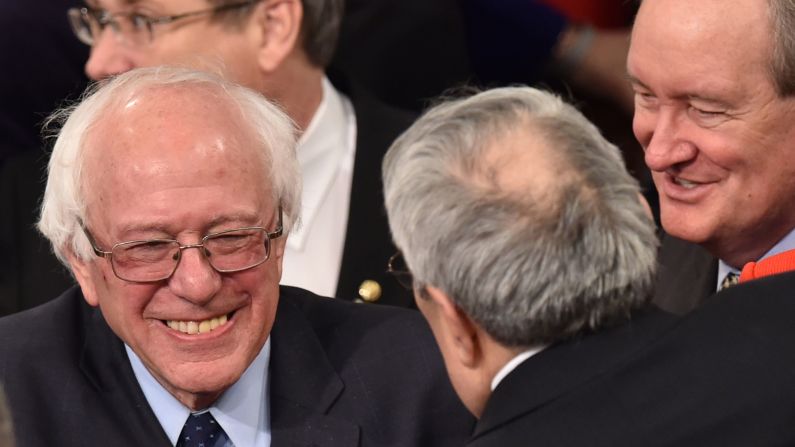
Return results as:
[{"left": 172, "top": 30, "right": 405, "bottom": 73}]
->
[{"left": 461, "top": 119, "right": 578, "bottom": 213}]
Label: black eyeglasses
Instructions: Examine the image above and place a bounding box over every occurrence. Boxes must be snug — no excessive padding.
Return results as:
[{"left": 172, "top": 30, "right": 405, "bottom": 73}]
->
[
  {"left": 387, "top": 251, "right": 414, "bottom": 290},
  {"left": 83, "top": 207, "right": 283, "bottom": 283},
  {"left": 67, "top": 0, "right": 260, "bottom": 47}
]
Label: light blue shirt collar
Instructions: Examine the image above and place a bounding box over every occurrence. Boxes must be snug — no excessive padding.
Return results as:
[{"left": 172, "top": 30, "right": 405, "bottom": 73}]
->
[
  {"left": 125, "top": 338, "right": 271, "bottom": 447},
  {"left": 717, "top": 227, "right": 795, "bottom": 290}
]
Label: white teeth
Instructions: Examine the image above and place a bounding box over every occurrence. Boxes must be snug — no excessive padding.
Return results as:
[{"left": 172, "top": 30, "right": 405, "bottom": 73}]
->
[
  {"left": 674, "top": 177, "right": 698, "bottom": 189},
  {"left": 166, "top": 314, "right": 230, "bottom": 335}
]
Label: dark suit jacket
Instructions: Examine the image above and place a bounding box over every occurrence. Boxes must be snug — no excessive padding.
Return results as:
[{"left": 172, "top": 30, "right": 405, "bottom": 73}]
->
[
  {"left": 469, "top": 272, "right": 795, "bottom": 446},
  {"left": 0, "top": 150, "right": 76, "bottom": 315},
  {"left": 0, "top": 285, "right": 473, "bottom": 446},
  {"left": 653, "top": 233, "right": 718, "bottom": 315},
  {"left": 333, "top": 80, "right": 415, "bottom": 308}
]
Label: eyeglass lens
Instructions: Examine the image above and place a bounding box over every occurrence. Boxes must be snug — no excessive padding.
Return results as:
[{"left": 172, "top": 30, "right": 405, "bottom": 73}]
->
[{"left": 111, "top": 228, "right": 271, "bottom": 282}]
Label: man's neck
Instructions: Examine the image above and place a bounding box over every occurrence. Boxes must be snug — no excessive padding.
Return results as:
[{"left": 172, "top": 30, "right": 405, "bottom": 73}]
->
[
  {"left": 711, "top": 224, "right": 795, "bottom": 269},
  {"left": 262, "top": 64, "right": 325, "bottom": 131}
]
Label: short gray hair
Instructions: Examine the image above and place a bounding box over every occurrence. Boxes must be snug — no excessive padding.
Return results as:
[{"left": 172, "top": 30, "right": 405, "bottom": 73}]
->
[
  {"left": 769, "top": 0, "right": 795, "bottom": 96},
  {"left": 38, "top": 66, "right": 301, "bottom": 268},
  {"left": 383, "top": 86, "right": 658, "bottom": 347}
]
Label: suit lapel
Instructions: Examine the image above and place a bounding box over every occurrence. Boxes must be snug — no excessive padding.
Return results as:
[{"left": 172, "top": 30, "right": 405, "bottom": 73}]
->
[
  {"left": 269, "top": 293, "right": 360, "bottom": 446},
  {"left": 471, "top": 308, "right": 678, "bottom": 440},
  {"left": 654, "top": 233, "right": 717, "bottom": 315},
  {"left": 78, "top": 301, "right": 173, "bottom": 445},
  {"left": 330, "top": 76, "right": 416, "bottom": 307}
]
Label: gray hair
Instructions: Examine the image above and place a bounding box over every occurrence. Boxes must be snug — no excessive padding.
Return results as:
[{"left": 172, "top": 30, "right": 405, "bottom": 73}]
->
[
  {"left": 209, "top": 0, "right": 344, "bottom": 68},
  {"left": 38, "top": 66, "right": 301, "bottom": 268},
  {"left": 769, "top": 0, "right": 795, "bottom": 96},
  {"left": 383, "top": 86, "right": 658, "bottom": 347}
]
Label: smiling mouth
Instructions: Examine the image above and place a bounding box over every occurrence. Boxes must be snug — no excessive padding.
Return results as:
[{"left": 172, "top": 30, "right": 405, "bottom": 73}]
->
[
  {"left": 673, "top": 177, "right": 700, "bottom": 189},
  {"left": 164, "top": 313, "right": 232, "bottom": 335}
]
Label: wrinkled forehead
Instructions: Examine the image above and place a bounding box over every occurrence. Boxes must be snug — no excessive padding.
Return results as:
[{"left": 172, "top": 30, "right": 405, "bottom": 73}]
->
[
  {"left": 80, "top": 83, "right": 269, "bottom": 201},
  {"left": 87, "top": 83, "right": 256, "bottom": 157}
]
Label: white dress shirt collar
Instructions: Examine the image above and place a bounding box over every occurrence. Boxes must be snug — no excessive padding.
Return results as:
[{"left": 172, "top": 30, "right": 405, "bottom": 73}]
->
[
  {"left": 126, "top": 338, "right": 272, "bottom": 447},
  {"left": 490, "top": 345, "right": 547, "bottom": 391},
  {"left": 289, "top": 76, "right": 356, "bottom": 251},
  {"left": 279, "top": 76, "right": 357, "bottom": 297}
]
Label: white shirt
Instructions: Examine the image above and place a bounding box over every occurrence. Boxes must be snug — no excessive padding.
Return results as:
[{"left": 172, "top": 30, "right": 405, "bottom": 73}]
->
[
  {"left": 716, "top": 227, "right": 795, "bottom": 290},
  {"left": 490, "top": 346, "right": 547, "bottom": 391},
  {"left": 126, "top": 339, "right": 272, "bottom": 447},
  {"left": 280, "top": 77, "right": 357, "bottom": 297}
]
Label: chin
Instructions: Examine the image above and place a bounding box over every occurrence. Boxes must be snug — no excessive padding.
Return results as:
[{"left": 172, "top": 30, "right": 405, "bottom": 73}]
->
[
  {"left": 158, "top": 357, "right": 248, "bottom": 403},
  {"left": 660, "top": 207, "right": 715, "bottom": 244}
]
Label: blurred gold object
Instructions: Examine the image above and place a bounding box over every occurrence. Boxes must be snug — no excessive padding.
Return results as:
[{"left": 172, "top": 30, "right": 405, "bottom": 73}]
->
[{"left": 358, "top": 280, "right": 382, "bottom": 302}]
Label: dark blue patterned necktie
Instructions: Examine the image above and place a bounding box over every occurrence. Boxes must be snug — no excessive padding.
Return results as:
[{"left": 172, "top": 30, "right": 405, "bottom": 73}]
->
[{"left": 176, "top": 411, "right": 230, "bottom": 447}]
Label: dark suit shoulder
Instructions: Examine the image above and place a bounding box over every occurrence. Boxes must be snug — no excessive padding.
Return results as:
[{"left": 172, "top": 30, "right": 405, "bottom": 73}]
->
[
  {"left": 0, "top": 287, "right": 170, "bottom": 446},
  {"left": 653, "top": 233, "right": 717, "bottom": 315},
  {"left": 322, "top": 82, "right": 417, "bottom": 308},
  {"left": 471, "top": 276, "right": 795, "bottom": 446},
  {"left": 0, "top": 287, "right": 87, "bottom": 365},
  {"left": 273, "top": 286, "right": 475, "bottom": 447},
  {"left": 277, "top": 285, "right": 437, "bottom": 369}
]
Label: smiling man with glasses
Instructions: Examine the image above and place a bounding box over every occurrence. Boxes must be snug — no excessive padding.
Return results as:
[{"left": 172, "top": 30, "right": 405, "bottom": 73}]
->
[
  {"left": 0, "top": 66, "right": 472, "bottom": 446},
  {"left": 56, "top": 0, "right": 415, "bottom": 308}
]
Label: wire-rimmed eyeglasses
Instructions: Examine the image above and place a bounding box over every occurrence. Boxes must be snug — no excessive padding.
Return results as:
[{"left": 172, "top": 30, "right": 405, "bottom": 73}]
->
[
  {"left": 83, "top": 207, "right": 283, "bottom": 283},
  {"left": 387, "top": 251, "right": 414, "bottom": 291},
  {"left": 67, "top": 0, "right": 259, "bottom": 47}
]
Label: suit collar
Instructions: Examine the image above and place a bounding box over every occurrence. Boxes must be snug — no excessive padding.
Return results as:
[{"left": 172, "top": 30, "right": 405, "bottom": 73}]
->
[
  {"left": 330, "top": 77, "right": 416, "bottom": 306},
  {"left": 654, "top": 233, "right": 718, "bottom": 314},
  {"left": 77, "top": 290, "right": 173, "bottom": 444},
  {"left": 268, "top": 287, "right": 360, "bottom": 446},
  {"left": 472, "top": 307, "right": 677, "bottom": 439}
]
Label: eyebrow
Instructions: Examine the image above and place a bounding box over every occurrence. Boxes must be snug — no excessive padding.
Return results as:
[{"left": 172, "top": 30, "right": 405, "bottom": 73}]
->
[
  {"left": 626, "top": 74, "right": 733, "bottom": 107},
  {"left": 626, "top": 74, "right": 649, "bottom": 89},
  {"left": 115, "top": 212, "right": 264, "bottom": 238}
]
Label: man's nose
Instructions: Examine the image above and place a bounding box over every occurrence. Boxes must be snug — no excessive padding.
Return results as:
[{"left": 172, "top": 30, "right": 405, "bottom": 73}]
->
[
  {"left": 84, "top": 28, "right": 137, "bottom": 80},
  {"left": 638, "top": 109, "right": 698, "bottom": 173},
  {"left": 168, "top": 247, "right": 223, "bottom": 306}
]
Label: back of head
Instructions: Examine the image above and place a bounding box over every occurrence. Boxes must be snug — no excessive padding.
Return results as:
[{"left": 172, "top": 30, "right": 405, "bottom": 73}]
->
[
  {"left": 383, "top": 86, "right": 658, "bottom": 347},
  {"left": 209, "top": 0, "right": 344, "bottom": 68},
  {"left": 298, "top": 0, "right": 345, "bottom": 68},
  {"left": 38, "top": 66, "right": 301, "bottom": 270}
]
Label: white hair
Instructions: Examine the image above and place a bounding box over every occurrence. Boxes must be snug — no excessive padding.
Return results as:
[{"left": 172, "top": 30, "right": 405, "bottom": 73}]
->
[{"left": 38, "top": 66, "right": 302, "bottom": 267}]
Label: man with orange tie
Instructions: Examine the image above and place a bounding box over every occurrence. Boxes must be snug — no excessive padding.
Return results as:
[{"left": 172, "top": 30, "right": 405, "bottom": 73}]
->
[{"left": 628, "top": 0, "right": 795, "bottom": 313}]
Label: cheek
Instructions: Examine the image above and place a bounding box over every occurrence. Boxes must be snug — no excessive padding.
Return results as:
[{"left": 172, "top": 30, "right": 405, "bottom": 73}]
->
[
  {"left": 97, "top": 283, "right": 159, "bottom": 342},
  {"left": 632, "top": 112, "right": 654, "bottom": 147}
]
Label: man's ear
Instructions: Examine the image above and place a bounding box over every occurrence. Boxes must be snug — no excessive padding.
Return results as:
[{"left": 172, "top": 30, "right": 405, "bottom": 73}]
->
[
  {"left": 253, "top": 0, "right": 303, "bottom": 73},
  {"left": 65, "top": 248, "right": 100, "bottom": 307},
  {"left": 424, "top": 285, "right": 482, "bottom": 368},
  {"left": 272, "top": 236, "right": 287, "bottom": 279}
]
